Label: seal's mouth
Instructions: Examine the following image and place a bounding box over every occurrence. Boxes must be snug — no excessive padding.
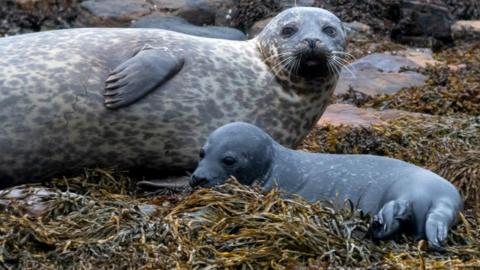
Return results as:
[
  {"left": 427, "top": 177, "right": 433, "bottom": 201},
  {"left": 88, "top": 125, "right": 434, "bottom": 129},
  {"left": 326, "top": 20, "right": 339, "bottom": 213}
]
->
[
  {"left": 300, "top": 48, "right": 329, "bottom": 67},
  {"left": 296, "top": 50, "right": 330, "bottom": 79},
  {"left": 304, "top": 58, "right": 324, "bottom": 67}
]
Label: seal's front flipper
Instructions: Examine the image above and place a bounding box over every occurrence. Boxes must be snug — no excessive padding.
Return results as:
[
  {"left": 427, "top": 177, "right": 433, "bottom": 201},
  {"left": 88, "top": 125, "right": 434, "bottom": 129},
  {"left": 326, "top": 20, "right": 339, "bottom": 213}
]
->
[
  {"left": 371, "top": 199, "right": 412, "bottom": 239},
  {"left": 104, "top": 47, "right": 184, "bottom": 109},
  {"left": 425, "top": 200, "right": 458, "bottom": 250}
]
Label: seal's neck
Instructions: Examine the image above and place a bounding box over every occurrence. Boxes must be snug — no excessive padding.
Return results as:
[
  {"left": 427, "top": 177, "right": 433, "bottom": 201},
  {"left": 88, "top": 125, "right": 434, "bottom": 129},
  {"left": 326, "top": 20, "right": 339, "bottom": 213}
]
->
[{"left": 260, "top": 143, "right": 308, "bottom": 193}]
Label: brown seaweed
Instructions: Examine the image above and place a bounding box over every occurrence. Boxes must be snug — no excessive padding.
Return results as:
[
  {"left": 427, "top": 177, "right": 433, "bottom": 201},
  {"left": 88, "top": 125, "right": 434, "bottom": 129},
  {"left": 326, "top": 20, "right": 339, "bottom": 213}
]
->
[{"left": 0, "top": 172, "right": 479, "bottom": 269}]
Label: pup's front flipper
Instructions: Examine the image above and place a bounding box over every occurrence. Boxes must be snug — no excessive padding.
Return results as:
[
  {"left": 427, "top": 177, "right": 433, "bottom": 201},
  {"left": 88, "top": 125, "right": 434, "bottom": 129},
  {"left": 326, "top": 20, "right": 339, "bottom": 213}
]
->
[
  {"left": 425, "top": 200, "right": 458, "bottom": 250},
  {"left": 371, "top": 199, "right": 412, "bottom": 239},
  {"left": 104, "top": 46, "right": 184, "bottom": 109}
]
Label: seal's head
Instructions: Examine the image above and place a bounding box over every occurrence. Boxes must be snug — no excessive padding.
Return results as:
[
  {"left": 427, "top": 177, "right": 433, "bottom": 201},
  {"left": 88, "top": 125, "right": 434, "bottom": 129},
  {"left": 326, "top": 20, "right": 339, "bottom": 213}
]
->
[
  {"left": 256, "top": 7, "right": 347, "bottom": 80},
  {"left": 190, "top": 122, "right": 274, "bottom": 188}
]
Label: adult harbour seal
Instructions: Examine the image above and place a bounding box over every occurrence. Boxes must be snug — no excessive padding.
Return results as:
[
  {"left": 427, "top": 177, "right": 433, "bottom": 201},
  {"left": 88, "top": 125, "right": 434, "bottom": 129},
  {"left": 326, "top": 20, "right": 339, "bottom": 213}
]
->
[
  {"left": 0, "top": 7, "right": 347, "bottom": 188},
  {"left": 190, "top": 122, "right": 463, "bottom": 249}
]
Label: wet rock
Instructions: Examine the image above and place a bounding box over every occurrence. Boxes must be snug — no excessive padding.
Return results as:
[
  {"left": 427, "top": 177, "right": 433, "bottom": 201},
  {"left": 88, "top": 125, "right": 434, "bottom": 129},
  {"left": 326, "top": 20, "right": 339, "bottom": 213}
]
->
[
  {"left": 248, "top": 17, "right": 272, "bottom": 38},
  {"left": 335, "top": 71, "right": 427, "bottom": 97},
  {"left": 151, "top": 0, "right": 215, "bottom": 26},
  {"left": 0, "top": 187, "right": 77, "bottom": 217},
  {"left": 446, "top": 0, "right": 480, "bottom": 20},
  {"left": 208, "top": 0, "right": 237, "bottom": 26},
  {"left": 277, "top": 0, "right": 315, "bottom": 9},
  {"left": 451, "top": 20, "right": 480, "bottom": 41},
  {"left": 317, "top": 103, "right": 422, "bottom": 128},
  {"left": 345, "top": 21, "right": 372, "bottom": 41},
  {"left": 131, "top": 15, "right": 246, "bottom": 40},
  {"left": 1, "top": 0, "right": 79, "bottom": 36},
  {"left": 335, "top": 52, "right": 428, "bottom": 96},
  {"left": 348, "top": 53, "right": 420, "bottom": 72},
  {"left": 14, "top": 0, "right": 77, "bottom": 11},
  {"left": 14, "top": 0, "right": 78, "bottom": 18},
  {"left": 15, "top": 0, "right": 56, "bottom": 12},
  {"left": 151, "top": 0, "right": 236, "bottom": 26},
  {"left": 150, "top": 0, "right": 186, "bottom": 11},
  {"left": 391, "top": 1, "right": 453, "bottom": 49},
  {"left": 78, "top": 0, "right": 154, "bottom": 27},
  {"left": 229, "top": 0, "right": 280, "bottom": 31},
  {"left": 391, "top": 48, "right": 440, "bottom": 68}
]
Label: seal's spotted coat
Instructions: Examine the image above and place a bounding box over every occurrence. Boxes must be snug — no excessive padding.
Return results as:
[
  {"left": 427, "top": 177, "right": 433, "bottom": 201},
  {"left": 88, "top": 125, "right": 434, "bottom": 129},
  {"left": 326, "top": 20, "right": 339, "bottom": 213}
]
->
[{"left": 0, "top": 7, "right": 346, "bottom": 187}]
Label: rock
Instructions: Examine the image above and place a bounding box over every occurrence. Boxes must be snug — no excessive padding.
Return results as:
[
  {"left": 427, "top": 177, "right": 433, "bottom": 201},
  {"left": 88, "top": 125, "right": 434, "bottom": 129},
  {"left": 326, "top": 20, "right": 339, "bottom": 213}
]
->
[
  {"left": 15, "top": 0, "right": 68, "bottom": 12},
  {"left": 277, "top": 0, "right": 315, "bottom": 9},
  {"left": 347, "top": 53, "right": 421, "bottom": 73},
  {"left": 317, "top": 103, "right": 422, "bottom": 128},
  {"left": 336, "top": 71, "right": 427, "bottom": 96},
  {"left": 152, "top": 0, "right": 215, "bottom": 26},
  {"left": 391, "top": 1, "right": 453, "bottom": 49},
  {"left": 15, "top": 0, "right": 49, "bottom": 11},
  {"left": 228, "top": 0, "right": 280, "bottom": 31},
  {"left": 451, "top": 20, "right": 480, "bottom": 41},
  {"left": 344, "top": 21, "right": 372, "bottom": 41},
  {"left": 207, "top": 0, "right": 236, "bottom": 26},
  {"left": 447, "top": 0, "right": 480, "bottom": 20},
  {"left": 78, "top": 0, "right": 154, "bottom": 27},
  {"left": 247, "top": 17, "right": 272, "bottom": 38},
  {"left": 0, "top": 187, "right": 77, "bottom": 217},
  {"left": 335, "top": 52, "right": 428, "bottom": 96},
  {"left": 151, "top": 0, "right": 236, "bottom": 26},
  {"left": 390, "top": 48, "right": 440, "bottom": 68},
  {"left": 150, "top": 0, "right": 186, "bottom": 11},
  {"left": 0, "top": 186, "right": 162, "bottom": 217},
  {"left": 14, "top": 0, "right": 77, "bottom": 18},
  {"left": 131, "top": 15, "right": 246, "bottom": 40},
  {"left": 77, "top": 0, "right": 237, "bottom": 28}
]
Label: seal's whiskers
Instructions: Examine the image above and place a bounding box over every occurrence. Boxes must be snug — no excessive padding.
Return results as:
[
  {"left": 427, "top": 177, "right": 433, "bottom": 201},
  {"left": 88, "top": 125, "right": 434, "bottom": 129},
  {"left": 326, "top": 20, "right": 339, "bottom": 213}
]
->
[{"left": 331, "top": 54, "right": 356, "bottom": 79}]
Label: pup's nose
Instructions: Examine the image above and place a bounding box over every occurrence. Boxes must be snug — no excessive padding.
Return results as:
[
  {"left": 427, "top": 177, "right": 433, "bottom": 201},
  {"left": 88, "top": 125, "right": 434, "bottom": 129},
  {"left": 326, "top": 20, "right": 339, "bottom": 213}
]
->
[
  {"left": 304, "top": 38, "right": 320, "bottom": 49},
  {"left": 190, "top": 174, "right": 208, "bottom": 187}
]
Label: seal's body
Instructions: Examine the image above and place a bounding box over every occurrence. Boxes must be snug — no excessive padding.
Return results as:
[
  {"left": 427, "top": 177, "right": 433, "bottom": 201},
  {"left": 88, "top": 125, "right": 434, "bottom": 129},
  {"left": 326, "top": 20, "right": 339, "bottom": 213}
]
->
[
  {"left": 0, "top": 7, "right": 347, "bottom": 187},
  {"left": 191, "top": 122, "right": 463, "bottom": 249}
]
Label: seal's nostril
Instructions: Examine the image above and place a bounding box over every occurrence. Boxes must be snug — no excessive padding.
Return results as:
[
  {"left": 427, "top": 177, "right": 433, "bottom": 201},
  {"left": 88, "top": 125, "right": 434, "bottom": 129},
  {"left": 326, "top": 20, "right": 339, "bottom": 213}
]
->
[
  {"left": 304, "top": 38, "right": 319, "bottom": 49},
  {"left": 190, "top": 174, "right": 208, "bottom": 187}
]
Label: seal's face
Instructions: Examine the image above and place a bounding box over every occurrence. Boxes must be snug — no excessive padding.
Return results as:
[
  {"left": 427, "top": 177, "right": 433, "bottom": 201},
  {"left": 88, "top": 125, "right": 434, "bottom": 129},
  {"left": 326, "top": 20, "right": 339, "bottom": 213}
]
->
[
  {"left": 257, "top": 7, "right": 347, "bottom": 80},
  {"left": 190, "top": 122, "right": 273, "bottom": 188}
]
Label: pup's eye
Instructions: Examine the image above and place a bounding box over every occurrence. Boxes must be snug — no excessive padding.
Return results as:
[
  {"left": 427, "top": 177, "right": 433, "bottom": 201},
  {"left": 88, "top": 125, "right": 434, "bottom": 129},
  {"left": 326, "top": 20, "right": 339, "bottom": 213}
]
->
[
  {"left": 323, "top": 26, "right": 337, "bottom": 37},
  {"left": 222, "top": 157, "right": 236, "bottom": 166},
  {"left": 281, "top": 26, "right": 298, "bottom": 37},
  {"left": 199, "top": 149, "right": 205, "bottom": 159}
]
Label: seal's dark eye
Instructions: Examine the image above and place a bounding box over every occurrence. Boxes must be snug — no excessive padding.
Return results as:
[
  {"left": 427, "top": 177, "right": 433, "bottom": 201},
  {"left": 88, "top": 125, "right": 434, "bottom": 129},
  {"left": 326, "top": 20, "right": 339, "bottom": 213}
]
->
[
  {"left": 199, "top": 149, "right": 205, "bottom": 159},
  {"left": 222, "top": 157, "right": 236, "bottom": 166},
  {"left": 281, "top": 26, "right": 298, "bottom": 38},
  {"left": 323, "top": 26, "right": 337, "bottom": 37}
]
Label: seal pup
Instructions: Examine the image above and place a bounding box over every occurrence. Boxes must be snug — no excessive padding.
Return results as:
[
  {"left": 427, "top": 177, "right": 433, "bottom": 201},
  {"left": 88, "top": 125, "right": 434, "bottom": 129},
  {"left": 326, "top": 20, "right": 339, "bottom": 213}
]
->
[
  {"left": 0, "top": 7, "right": 347, "bottom": 188},
  {"left": 190, "top": 122, "right": 463, "bottom": 249}
]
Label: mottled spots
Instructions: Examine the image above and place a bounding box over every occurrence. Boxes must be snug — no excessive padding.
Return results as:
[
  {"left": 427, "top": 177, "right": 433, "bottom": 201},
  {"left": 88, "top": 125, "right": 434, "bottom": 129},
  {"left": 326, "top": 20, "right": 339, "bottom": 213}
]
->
[
  {"left": 0, "top": 9, "right": 344, "bottom": 187},
  {"left": 0, "top": 95, "right": 22, "bottom": 109}
]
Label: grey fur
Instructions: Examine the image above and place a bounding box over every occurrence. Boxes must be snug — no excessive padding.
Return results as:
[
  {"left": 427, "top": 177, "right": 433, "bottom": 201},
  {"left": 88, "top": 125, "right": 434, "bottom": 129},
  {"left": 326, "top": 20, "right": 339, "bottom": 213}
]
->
[
  {"left": 0, "top": 7, "right": 346, "bottom": 187},
  {"left": 191, "top": 122, "right": 463, "bottom": 249}
]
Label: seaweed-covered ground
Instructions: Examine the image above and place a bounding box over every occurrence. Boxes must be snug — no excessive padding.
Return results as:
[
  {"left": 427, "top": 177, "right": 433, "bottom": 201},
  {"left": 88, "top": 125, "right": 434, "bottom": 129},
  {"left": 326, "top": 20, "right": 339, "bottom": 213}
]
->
[
  {"left": 1, "top": 42, "right": 479, "bottom": 268},
  {"left": 1, "top": 0, "right": 480, "bottom": 269},
  {"left": 1, "top": 170, "right": 479, "bottom": 269}
]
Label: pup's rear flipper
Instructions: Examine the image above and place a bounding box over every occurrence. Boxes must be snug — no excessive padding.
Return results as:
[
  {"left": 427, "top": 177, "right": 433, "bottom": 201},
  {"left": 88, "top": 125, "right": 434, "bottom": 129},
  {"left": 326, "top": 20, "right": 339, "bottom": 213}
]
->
[
  {"left": 425, "top": 200, "right": 459, "bottom": 250},
  {"left": 371, "top": 199, "right": 413, "bottom": 239}
]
